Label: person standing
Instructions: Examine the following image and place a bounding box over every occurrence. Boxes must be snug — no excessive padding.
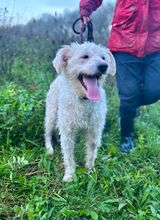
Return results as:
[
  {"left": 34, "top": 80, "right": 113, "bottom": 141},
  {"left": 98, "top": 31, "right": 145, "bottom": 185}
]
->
[{"left": 79, "top": 0, "right": 160, "bottom": 153}]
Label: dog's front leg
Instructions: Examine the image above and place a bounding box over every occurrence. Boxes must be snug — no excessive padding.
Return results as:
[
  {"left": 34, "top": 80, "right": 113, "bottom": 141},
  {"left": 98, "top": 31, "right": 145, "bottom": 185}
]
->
[
  {"left": 85, "top": 129, "right": 102, "bottom": 170},
  {"left": 60, "top": 131, "right": 76, "bottom": 182}
]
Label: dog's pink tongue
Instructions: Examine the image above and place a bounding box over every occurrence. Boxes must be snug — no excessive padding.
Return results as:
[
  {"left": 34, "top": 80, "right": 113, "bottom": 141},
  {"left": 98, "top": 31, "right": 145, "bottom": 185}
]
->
[{"left": 83, "top": 76, "right": 100, "bottom": 101}]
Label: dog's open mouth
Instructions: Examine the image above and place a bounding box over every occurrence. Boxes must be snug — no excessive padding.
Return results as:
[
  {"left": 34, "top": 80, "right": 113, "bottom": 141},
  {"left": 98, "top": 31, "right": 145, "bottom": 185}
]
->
[{"left": 78, "top": 74, "right": 101, "bottom": 101}]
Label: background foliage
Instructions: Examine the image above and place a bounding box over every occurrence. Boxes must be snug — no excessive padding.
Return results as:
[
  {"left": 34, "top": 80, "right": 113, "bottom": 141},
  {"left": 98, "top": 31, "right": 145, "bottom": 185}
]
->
[{"left": 0, "top": 3, "right": 160, "bottom": 220}]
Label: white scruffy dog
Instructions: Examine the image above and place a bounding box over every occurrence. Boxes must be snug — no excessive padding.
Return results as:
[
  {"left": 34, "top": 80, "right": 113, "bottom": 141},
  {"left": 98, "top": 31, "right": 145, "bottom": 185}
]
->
[{"left": 45, "top": 42, "right": 116, "bottom": 182}]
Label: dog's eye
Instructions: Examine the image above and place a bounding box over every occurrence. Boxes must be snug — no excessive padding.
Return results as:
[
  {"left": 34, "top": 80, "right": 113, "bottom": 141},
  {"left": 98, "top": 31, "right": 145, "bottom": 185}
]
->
[
  {"left": 81, "top": 55, "right": 89, "bottom": 59},
  {"left": 101, "top": 56, "right": 105, "bottom": 60}
]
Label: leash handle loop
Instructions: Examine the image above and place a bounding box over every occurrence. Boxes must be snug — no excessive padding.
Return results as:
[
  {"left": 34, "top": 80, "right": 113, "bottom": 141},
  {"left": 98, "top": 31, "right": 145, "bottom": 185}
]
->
[{"left": 72, "top": 17, "right": 94, "bottom": 44}]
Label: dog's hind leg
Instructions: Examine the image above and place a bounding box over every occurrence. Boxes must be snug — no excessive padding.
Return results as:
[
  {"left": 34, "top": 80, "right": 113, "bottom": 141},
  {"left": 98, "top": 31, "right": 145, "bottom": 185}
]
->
[{"left": 45, "top": 90, "right": 58, "bottom": 155}]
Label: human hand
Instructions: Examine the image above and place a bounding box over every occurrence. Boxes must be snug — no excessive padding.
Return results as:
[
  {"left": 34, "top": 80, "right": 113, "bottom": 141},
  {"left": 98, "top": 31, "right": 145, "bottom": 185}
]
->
[{"left": 82, "top": 16, "right": 91, "bottom": 25}]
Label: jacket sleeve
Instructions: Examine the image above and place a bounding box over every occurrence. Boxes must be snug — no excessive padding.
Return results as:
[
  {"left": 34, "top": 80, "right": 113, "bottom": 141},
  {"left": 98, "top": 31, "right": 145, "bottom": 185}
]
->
[{"left": 80, "top": 0, "right": 103, "bottom": 17}]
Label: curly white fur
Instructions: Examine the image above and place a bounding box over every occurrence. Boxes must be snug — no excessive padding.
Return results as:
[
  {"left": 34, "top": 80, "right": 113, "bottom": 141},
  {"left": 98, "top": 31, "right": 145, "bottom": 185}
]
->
[{"left": 45, "top": 42, "right": 116, "bottom": 182}]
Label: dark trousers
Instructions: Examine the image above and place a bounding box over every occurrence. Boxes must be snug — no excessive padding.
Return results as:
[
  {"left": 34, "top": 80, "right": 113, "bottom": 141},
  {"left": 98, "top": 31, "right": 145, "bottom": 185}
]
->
[
  {"left": 114, "top": 52, "right": 160, "bottom": 136},
  {"left": 114, "top": 52, "right": 160, "bottom": 118}
]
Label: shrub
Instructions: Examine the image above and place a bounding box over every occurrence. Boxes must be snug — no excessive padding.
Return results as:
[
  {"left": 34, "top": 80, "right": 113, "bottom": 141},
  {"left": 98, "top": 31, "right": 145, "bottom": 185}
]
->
[{"left": 0, "top": 82, "right": 45, "bottom": 147}]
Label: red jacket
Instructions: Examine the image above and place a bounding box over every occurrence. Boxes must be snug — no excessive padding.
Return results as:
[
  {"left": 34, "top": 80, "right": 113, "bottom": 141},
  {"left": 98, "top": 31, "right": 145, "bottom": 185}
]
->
[{"left": 80, "top": 0, "right": 160, "bottom": 57}]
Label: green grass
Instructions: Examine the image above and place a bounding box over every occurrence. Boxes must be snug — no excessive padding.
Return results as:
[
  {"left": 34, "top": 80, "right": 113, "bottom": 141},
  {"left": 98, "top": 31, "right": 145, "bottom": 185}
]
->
[{"left": 0, "top": 83, "right": 160, "bottom": 220}]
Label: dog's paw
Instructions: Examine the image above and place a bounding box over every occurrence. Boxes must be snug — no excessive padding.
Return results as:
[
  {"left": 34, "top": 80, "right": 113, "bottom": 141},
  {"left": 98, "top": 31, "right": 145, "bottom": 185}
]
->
[
  {"left": 88, "top": 168, "right": 96, "bottom": 174},
  {"left": 63, "top": 174, "right": 73, "bottom": 182},
  {"left": 85, "top": 162, "right": 94, "bottom": 171},
  {"left": 47, "top": 147, "right": 54, "bottom": 156}
]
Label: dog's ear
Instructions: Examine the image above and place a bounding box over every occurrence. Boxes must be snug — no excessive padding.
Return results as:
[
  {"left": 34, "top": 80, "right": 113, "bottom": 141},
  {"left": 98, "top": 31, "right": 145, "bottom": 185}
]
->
[
  {"left": 53, "top": 45, "right": 71, "bottom": 73},
  {"left": 106, "top": 49, "right": 116, "bottom": 76}
]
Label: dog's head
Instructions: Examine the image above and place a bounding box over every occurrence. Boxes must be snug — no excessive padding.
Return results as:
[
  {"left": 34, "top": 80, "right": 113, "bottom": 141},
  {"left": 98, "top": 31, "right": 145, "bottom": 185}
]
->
[{"left": 53, "top": 42, "right": 116, "bottom": 101}]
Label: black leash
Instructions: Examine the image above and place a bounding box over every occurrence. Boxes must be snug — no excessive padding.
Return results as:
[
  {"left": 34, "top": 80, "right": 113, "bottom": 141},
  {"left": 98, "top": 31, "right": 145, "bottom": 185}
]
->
[{"left": 72, "top": 17, "right": 94, "bottom": 44}]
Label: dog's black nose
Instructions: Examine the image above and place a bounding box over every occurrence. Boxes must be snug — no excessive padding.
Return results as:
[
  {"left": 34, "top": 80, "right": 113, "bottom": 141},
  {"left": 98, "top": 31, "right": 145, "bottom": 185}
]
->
[{"left": 98, "top": 64, "right": 108, "bottom": 73}]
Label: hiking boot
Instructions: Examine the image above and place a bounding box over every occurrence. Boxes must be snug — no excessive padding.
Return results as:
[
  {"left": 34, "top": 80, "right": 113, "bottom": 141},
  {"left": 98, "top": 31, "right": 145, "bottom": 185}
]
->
[
  {"left": 120, "top": 134, "right": 135, "bottom": 153},
  {"left": 119, "top": 117, "right": 135, "bottom": 153}
]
